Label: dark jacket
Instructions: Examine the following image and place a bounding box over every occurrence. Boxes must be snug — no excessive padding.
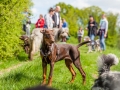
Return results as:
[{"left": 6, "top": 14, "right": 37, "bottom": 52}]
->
[
  {"left": 52, "top": 12, "right": 60, "bottom": 28},
  {"left": 87, "top": 21, "right": 98, "bottom": 36}
]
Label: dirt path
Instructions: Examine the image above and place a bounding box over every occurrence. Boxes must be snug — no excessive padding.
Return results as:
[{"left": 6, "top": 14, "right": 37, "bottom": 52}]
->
[
  {"left": 0, "top": 63, "right": 25, "bottom": 76},
  {"left": 0, "top": 56, "right": 40, "bottom": 76}
]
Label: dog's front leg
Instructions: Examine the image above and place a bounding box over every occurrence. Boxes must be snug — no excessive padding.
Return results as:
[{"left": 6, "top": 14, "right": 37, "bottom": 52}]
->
[
  {"left": 41, "top": 61, "right": 47, "bottom": 85},
  {"left": 48, "top": 62, "right": 54, "bottom": 86}
]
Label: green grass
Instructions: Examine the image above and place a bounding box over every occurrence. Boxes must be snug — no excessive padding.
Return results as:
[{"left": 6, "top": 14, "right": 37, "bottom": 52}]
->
[{"left": 0, "top": 38, "right": 120, "bottom": 90}]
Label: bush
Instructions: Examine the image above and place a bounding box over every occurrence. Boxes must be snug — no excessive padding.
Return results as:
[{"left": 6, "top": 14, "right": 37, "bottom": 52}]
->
[{"left": 0, "top": 0, "right": 33, "bottom": 60}]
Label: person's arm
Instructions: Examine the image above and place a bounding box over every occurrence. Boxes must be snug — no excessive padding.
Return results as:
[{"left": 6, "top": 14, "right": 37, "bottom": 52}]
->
[
  {"left": 59, "top": 16, "right": 62, "bottom": 28},
  {"left": 52, "top": 14, "right": 55, "bottom": 27},
  {"left": 94, "top": 21, "right": 98, "bottom": 28},
  {"left": 46, "top": 14, "right": 50, "bottom": 28},
  {"left": 40, "top": 19, "right": 45, "bottom": 28},
  {"left": 82, "top": 30, "right": 84, "bottom": 37},
  {"left": 86, "top": 22, "right": 90, "bottom": 30},
  {"left": 64, "top": 22, "right": 67, "bottom": 27},
  {"left": 104, "top": 20, "right": 108, "bottom": 37},
  {"left": 99, "top": 19, "right": 102, "bottom": 28}
]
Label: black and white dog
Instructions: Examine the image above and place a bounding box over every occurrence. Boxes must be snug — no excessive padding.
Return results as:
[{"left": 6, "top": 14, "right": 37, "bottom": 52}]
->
[
  {"left": 84, "top": 36, "right": 101, "bottom": 53},
  {"left": 92, "top": 54, "right": 120, "bottom": 90}
]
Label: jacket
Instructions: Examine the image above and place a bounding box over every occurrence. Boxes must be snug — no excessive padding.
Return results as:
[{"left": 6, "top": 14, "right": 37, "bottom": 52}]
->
[
  {"left": 87, "top": 20, "right": 98, "bottom": 36},
  {"left": 52, "top": 12, "right": 60, "bottom": 28},
  {"left": 35, "top": 18, "right": 45, "bottom": 28}
]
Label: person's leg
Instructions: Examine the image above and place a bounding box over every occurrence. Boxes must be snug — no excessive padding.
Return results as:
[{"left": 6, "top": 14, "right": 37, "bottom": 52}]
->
[
  {"left": 101, "top": 37, "right": 105, "bottom": 50},
  {"left": 26, "top": 25, "right": 30, "bottom": 37},
  {"left": 23, "top": 24, "right": 26, "bottom": 32},
  {"left": 78, "top": 36, "right": 80, "bottom": 43},
  {"left": 100, "top": 32, "right": 105, "bottom": 50},
  {"left": 90, "top": 34, "right": 95, "bottom": 50},
  {"left": 80, "top": 37, "right": 82, "bottom": 43},
  {"left": 78, "top": 36, "right": 82, "bottom": 43},
  {"left": 99, "top": 37, "right": 103, "bottom": 50},
  {"left": 26, "top": 28, "right": 28, "bottom": 36},
  {"left": 27, "top": 27, "right": 30, "bottom": 36}
]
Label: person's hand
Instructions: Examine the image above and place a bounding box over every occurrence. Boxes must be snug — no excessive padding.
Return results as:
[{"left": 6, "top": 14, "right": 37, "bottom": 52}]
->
[
  {"left": 86, "top": 28, "right": 88, "bottom": 30},
  {"left": 38, "top": 24, "right": 40, "bottom": 26},
  {"left": 52, "top": 21, "right": 54, "bottom": 23},
  {"left": 104, "top": 34, "right": 107, "bottom": 38},
  {"left": 90, "top": 24, "right": 94, "bottom": 26}
]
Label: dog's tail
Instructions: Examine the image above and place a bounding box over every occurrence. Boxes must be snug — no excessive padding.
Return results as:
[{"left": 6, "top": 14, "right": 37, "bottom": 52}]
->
[
  {"left": 77, "top": 41, "right": 90, "bottom": 48},
  {"left": 97, "top": 53, "right": 119, "bottom": 75}
]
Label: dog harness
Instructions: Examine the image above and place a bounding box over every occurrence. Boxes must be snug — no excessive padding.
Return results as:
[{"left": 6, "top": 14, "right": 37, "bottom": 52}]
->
[{"left": 40, "top": 43, "right": 59, "bottom": 63}]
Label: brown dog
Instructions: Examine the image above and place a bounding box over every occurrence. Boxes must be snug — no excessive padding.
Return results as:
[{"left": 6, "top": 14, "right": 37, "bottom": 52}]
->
[
  {"left": 40, "top": 30, "right": 90, "bottom": 86},
  {"left": 20, "top": 35, "right": 30, "bottom": 54}
]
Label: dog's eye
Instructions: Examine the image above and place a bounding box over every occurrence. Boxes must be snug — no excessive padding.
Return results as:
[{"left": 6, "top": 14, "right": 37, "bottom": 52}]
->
[{"left": 45, "top": 34, "right": 50, "bottom": 38}]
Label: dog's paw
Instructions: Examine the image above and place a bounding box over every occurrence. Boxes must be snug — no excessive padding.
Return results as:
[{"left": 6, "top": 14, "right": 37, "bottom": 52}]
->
[{"left": 41, "top": 81, "right": 46, "bottom": 86}]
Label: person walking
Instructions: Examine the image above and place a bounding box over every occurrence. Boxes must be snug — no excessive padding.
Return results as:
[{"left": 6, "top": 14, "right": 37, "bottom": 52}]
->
[
  {"left": 98, "top": 14, "right": 108, "bottom": 51},
  {"left": 77, "top": 27, "right": 84, "bottom": 43},
  {"left": 86, "top": 15, "right": 98, "bottom": 50}
]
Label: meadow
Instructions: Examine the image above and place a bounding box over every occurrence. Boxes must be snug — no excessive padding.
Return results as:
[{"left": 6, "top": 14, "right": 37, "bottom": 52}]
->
[{"left": 0, "top": 37, "right": 120, "bottom": 90}]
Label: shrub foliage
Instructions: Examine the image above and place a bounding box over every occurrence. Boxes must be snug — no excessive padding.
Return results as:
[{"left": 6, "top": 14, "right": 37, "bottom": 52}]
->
[
  {"left": 56, "top": 2, "right": 119, "bottom": 47},
  {"left": 0, "top": 0, "right": 33, "bottom": 59}
]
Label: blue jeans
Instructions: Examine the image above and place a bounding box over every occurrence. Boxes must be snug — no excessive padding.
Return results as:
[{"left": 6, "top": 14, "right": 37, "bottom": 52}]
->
[
  {"left": 100, "top": 32, "right": 106, "bottom": 50},
  {"left": 90, "top": 34, "right": 95, "bottom": 50},
  {"left": 44, "top": 25, "right": 48, "bottom": 28}
]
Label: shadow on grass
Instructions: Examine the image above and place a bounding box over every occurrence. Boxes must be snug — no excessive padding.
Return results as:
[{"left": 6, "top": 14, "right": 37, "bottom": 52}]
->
[
  {"left": 0, "top": 72, "right": 42, "bottom": 83},
  {"left": 16, "top": 51, "right": 28, "bottom": 61},
  {"left": 52, "top": 81, "right": 84, "bottom": 90}
]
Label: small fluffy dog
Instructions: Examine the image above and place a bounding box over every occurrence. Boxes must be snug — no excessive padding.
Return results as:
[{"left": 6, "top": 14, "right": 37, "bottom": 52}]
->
[
  {"left": 95, "top": 39, "right": 101, "bottom": 52},
  {"left": 84, "top": 36, "right": 101, "bottom": 53},
  {"left": 92, "top": 54, "right": 120, "bottom": 90},
  {"left": 60, "top": 28, "right": 69, "bottom": 42},
  {"left": 29, "top": 28, "right": 43, "bottom": 60}
]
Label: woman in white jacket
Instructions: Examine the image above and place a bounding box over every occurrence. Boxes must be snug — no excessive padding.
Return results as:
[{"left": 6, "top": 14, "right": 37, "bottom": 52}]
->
[{"left": 44, "top": 8, "right": 54, "bottom": 29}]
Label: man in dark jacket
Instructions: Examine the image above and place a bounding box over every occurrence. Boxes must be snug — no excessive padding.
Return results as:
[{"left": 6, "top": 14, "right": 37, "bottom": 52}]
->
[
  {"left": 86, "top": 15, "right": 98, "bottom": 50},
  {"left": 52, "top": 6, "right": 61, "bottom": 28}
]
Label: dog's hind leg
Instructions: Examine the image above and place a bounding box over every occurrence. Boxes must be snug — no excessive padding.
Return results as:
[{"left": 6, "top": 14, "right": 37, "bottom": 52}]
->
[
  {"left": 41, "top": 61, "right": 47, "bottom": 85},
  {"left": 73, "top": 59, "right": 86, "bottom": 85},
  {"left": 65, "top": 59, "right": 76, "bottom": 83}
]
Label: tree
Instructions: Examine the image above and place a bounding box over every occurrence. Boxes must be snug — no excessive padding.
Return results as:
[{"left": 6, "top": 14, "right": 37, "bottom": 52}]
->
[
  {"left": 56, "top": 2, "right": 119, "bottom": 47},
  {"left": 106, "top": 12, "right": 118, "bottom": 47}
]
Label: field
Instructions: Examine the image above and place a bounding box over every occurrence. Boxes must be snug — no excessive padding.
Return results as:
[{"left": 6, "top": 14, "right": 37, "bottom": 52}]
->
[{"left": 0, "top": 37, "right": 120, "bottom": 90}]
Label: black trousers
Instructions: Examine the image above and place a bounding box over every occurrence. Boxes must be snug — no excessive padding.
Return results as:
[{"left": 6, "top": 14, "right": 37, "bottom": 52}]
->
[{"left": 22, "top": 24, "right": 26, "bottom": 32}]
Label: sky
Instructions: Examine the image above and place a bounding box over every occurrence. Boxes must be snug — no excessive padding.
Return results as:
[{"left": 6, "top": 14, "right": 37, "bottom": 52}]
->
[{"left": 31, "top": 0, "right": 120, "bottom": 23}]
